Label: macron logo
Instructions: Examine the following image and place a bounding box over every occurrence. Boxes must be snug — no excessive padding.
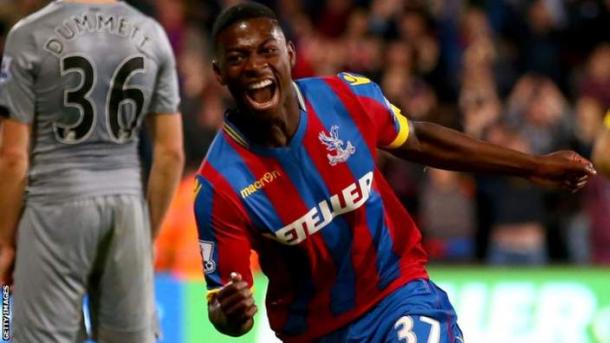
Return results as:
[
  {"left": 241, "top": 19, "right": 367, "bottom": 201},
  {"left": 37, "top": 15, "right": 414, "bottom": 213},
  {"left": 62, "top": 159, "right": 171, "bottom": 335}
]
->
[
  {"left": 264, "top": 171, "right": 373, "bottom": 245},
  {"left": 240, "top": 170, "right": 281, "bottom": 198}
]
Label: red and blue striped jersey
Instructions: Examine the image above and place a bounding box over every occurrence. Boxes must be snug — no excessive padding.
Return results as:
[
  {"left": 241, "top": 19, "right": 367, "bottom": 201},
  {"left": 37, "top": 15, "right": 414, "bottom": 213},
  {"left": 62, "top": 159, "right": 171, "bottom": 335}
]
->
[{"left": 194, "top": 73, "right": 429, "bottom": 342}]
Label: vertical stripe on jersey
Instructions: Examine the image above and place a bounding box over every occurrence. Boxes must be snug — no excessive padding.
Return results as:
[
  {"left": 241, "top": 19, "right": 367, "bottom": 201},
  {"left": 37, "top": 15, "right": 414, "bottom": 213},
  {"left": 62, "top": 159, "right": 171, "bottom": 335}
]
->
[
  {"left": 204, "top": 135, "right": 312, "bottom": 335},
  {"left": 284, "top": 108, "right": 358, "bottom": 316},
  {"left": 193, "top": 175, "right": 222, "bottom": 288},
  {"left": 336, "top": 72, "right": 404, "bottom": 147},
  {"left": 224, "top": 131, "right": 333, "bottom": 336},
  {"left": 258, "top": 239, "right": 314, "bottom": 336},
  {"left": 305, "top": 77, "right": 402, "bottom": 290},
  {"left": 300, "top": 89, "right": 384, "bottom": 315},
  {"left": 208, "top": 133, "right": 283, "bottom": 230},
  {"left": 325, "top": 77, "right": 404, "bottom": 288},
  {"left": 197, "top": 166, "right": 254, "bottom": 288},
  {"left": 374, "top": 169, "right": 427, "bottom": 273}
]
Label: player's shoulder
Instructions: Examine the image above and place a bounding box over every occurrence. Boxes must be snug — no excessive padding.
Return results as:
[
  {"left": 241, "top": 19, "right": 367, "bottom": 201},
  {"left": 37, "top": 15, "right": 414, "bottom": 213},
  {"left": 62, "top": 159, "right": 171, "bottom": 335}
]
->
[
  {"left": 122, "top": 8, "right": 171, "bottom": 56},
  {"left": 335, "top": 72, "right": 383, "bottom": 96},
  {"left": 8, "top": 2, "right": 62, "bottom": 36},
  {"left": 195, "top": 130, "right": 243, "bottom": 188},
  {"left": 194, "top": 159, "right": 220, "bottom": 201},
  {"left": 296, "top": 72, "right": 382, "bottom": 97},
  {"left": 126, "top": 4, "right": 163, "bottom": 30},
  {"left": 113, "top": 2, "right": 163, "bottom": 35}
]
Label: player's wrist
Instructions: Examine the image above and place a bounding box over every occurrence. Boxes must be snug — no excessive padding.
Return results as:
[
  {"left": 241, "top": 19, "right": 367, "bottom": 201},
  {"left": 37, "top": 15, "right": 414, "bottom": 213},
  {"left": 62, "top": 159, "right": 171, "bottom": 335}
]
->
[
  {"left": 208, "top": 295, "right": 254, "bottom": 337},
  {"left": 223, "top": 316, "right": 254, "bottom": 336},
  {"left": 209, "top": 301, "right": 253, "bottom": 337}
]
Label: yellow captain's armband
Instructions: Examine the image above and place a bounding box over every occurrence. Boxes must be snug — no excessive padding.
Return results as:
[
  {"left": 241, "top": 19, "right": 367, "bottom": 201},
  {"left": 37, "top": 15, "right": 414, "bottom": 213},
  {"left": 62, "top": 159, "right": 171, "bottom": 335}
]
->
[
  {"left": 386, "top": 104, "right": 410, "bottom": 149},
  {"left": 342, "top": 72, "right": 371, "bottom": 86},
  {"left": 604, "top": 110, "right": 610, "bottom": 130}
]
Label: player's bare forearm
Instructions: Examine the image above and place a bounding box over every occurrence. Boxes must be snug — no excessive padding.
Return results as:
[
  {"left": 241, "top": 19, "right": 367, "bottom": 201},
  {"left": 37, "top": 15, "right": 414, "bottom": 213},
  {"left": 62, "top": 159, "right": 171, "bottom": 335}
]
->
[
  {"left": 0, "top": 119, "right": 29, "bottom": 285},
  {"left": 393, "top": 121, "right": 538, "bottom": 175},
  {"left": 147, "top": 154, "right": 183, "bottom": 237},
  {"left": 392, "top": 121, "right": 595, "bottom": 191},
  {"left": 0, "top": 154, "right": 26, "bottom": 243},
  {"left": 0, "top": 119, "right": 30, "bottom": 244},
  {"left": 592, "top": 126, "right": 610, "bottom": 178},
  {"left": 146, "top": 113, "right": 184, "bottom": 239}
]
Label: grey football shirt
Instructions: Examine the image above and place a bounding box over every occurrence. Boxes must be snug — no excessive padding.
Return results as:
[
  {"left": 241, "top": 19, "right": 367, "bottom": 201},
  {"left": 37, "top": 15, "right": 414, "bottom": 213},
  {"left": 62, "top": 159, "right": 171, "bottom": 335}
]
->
[{"left": 0, "top": 0, "right": 180, "bottom": 202}]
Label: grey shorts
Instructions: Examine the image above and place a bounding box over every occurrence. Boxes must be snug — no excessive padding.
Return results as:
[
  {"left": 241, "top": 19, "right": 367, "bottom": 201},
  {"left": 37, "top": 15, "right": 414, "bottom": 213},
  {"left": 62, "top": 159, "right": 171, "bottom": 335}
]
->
[{"left": 11, "top": 195, "right": 157, "bottom": 343}]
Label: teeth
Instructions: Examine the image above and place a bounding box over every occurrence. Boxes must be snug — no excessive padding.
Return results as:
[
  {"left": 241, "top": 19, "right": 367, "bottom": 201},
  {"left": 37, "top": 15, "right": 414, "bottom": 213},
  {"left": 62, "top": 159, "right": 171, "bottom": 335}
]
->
[{"left": 249, "top": 79, "right": 273, "bottom": 90}]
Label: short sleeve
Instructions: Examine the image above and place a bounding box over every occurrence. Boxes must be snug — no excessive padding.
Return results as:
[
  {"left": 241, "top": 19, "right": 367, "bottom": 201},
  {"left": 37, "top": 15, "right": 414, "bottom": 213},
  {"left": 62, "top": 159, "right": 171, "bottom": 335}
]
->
[
  {"left": 148, "top": 21, "right": 180, "bottom": 114},
  {"left": 194, "top": 174, "right": 253, "bottom": 301},
  {"left": 0, "top": 23, "right": 39, "bottom": 124},
  {"left": 337, "top": 72, "right": 410, "bottom": 149}
]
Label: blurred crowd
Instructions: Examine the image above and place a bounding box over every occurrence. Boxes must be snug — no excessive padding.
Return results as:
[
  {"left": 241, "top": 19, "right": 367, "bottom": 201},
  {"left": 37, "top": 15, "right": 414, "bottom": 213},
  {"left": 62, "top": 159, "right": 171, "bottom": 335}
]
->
[{"left": 1, "top": 0, "right": 610, "bottom": 279}]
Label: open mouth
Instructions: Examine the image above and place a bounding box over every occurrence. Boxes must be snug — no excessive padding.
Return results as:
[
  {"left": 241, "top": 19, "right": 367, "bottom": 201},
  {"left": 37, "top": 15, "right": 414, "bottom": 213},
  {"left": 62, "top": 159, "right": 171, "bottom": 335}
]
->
[{"left": 245, "top": 79, "right": 279, "bottom": 111}]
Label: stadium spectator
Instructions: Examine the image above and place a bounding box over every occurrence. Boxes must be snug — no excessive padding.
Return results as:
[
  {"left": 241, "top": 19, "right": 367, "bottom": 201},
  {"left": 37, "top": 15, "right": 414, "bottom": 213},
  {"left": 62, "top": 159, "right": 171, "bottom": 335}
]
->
[
  {"left": 593, "top": 111, "right": 610, "bottom": 177},
  {"left": 588, "top": 110, "right": 610, "bottom": 264},
  {"left": 582, "top": 174, "right": 610, "bottom": 265},
  {"left": 579, "top": 43, "right": 610, "bottom": 108},
  {"left": 520, "top": 0, "right": 564, "bottom": 83},
  {"left": 480, "top": 124, "right": 549, "bottom": 265},
  {"left": 418, "top": 168, "right": 476, "bottom": 263},
  {"left": 505, "top": 74, "right": 572, "bottom": 155},
  {"left": 574, "top": 97, "right": 604, "bottom": 154}
]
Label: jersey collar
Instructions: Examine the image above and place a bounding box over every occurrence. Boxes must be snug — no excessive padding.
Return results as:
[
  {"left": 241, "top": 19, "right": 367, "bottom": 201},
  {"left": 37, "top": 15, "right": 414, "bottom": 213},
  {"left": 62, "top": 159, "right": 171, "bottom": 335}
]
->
[{"left": 223, "top": 81, "right": 305, "bottom": 149}]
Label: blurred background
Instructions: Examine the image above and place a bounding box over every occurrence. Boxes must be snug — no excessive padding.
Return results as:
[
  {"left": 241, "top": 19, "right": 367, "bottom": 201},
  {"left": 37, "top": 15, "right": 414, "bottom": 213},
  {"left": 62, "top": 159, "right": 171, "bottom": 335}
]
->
[{"left": 1, "top": 0, "right": 610, "bottom": 342}]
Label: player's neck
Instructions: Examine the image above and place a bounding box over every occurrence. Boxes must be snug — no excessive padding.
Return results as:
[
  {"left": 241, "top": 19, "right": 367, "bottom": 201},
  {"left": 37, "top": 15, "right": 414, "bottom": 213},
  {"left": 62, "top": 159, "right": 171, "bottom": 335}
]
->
[{"left": 233, "top": 88, "right": 301, "bottom": 148}]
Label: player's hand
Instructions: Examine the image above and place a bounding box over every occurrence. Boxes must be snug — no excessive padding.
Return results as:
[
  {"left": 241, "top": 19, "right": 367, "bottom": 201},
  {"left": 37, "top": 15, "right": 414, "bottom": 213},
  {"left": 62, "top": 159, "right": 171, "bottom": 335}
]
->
[
  {"left": 209, "top": 272, "right": 257, "bottom": 336},
  {"left": 528, "top": 150, "right": 596, "bottom": 192},
  {"left": 0, "top": 241, "right": 15, "bottom": 287}
]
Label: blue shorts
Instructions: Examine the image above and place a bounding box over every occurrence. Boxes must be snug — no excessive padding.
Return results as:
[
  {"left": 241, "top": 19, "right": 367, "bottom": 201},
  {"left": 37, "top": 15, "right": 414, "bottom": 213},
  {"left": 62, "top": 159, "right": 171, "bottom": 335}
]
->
[{"left": 316, "top": 279, "right": 464, "bottom": 343}]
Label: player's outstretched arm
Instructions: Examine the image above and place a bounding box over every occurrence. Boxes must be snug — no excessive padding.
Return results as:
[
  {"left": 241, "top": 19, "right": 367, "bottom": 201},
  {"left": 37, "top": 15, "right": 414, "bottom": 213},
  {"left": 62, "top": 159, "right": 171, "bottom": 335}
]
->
[
  {"left": 0, "top": 118, "right": 30, "bottom": 285},
  {"left": 208, "top": 272, "right": 258, "bottom": 337},
  {"left": 592, "top": 112, "right": 610, "bottom": 178},
  {"left": 146, "top": 113, "right": 184, "bottom": 239},
  {"left": 391, "top": 121, "right": 596, "bottom": 192}
]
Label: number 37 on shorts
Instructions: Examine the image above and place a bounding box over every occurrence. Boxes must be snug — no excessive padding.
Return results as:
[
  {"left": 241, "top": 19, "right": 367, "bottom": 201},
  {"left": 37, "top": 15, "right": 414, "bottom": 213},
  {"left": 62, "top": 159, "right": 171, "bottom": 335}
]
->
[{"left": 393, "top": 315, "right": 464, "bottom": 343}]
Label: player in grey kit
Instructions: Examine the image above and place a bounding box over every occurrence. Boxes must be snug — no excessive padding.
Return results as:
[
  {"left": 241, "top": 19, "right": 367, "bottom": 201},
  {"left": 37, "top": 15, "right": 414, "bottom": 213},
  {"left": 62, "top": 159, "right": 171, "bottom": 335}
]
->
[{"left": 0, "top": 0, "right": 184, "bottom": 342}]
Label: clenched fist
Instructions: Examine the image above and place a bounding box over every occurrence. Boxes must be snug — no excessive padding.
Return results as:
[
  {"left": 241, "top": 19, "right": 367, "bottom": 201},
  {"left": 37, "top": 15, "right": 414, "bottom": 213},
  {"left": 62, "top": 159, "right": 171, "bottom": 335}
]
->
[
  {"left": 529, "top": 151, "right": 596, "bottom": 192},
  {"left": 208, "top": 272, "right": 258, "bottom": 337}
]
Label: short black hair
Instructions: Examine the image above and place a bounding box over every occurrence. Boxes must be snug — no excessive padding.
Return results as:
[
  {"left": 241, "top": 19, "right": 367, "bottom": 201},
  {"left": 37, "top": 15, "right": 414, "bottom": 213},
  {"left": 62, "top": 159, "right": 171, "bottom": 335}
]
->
[{"left": 212, "top": 2, "right": 279, "bottom": 45}]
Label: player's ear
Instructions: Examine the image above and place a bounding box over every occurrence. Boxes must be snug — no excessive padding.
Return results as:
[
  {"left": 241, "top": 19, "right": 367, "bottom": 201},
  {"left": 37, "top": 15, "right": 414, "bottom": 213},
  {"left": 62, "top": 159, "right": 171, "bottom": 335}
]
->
[
  {"left": 212, "top": 60, "right": 226, "bottom": 86},
  {"left": 287, "top": 41, "right": 296, "bottom": 68}
]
